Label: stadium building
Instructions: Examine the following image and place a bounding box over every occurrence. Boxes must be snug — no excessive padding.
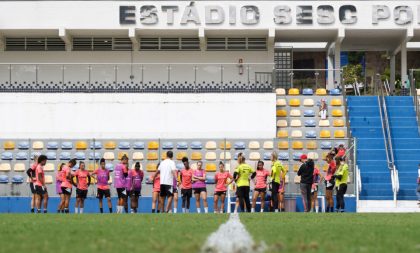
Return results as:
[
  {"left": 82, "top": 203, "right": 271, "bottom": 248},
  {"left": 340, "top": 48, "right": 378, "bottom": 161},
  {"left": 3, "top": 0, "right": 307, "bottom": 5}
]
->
[{"left": 0, "top": 0, "right": 419, "bottom": 213}]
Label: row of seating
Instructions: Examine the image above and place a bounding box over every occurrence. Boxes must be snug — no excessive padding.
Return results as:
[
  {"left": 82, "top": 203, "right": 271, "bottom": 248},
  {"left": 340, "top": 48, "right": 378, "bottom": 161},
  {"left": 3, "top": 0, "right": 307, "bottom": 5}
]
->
[
  {"left": 277, "top": 129, "right": 346, "bottom": 138},
  {"left": 277, "top": 119, "right": 345, "bottom": 127},
  {"left": 276, "top": 88, "right": 341, "bottom": 96},
  {"left": 276, "top": 108, "right": 343, "bottom": 117},
  {"left": 277, "top": 98, "right": 342, "bottom": 107}
]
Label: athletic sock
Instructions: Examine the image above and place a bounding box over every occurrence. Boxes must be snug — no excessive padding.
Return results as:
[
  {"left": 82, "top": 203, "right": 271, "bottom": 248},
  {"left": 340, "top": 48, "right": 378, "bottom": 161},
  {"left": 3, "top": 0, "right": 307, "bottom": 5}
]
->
[
  {"left": 197, "top": 208, "right": 201, "bottom": 213},
  {"left": 124, "top": 207, "right": 128, "bottom": 213},
  {"left": 315, "top": 206, "right": 319, "bottom": 213},
  {"left": 134, "top": 208, "right": 137, "bottom": 213},
  {"left": 37, "top": 209, "right": 41, "bottom": 213},
  {"left": 64, "top": 208, "right": 69, "bottom": 213},
  {"left": 152, "top": 209, "right": 155, "bottom": 213},
  {"left": 260, "top": 208, "right": 264, "bottom": 213},
  {"left": 204, "top": 207, "right": 208, "bottom": 214},
  {"left": 31, "top": 208, "right": 34, "bottom": 213},
  {"left": 281, "top": 208, "right": 285, "bottom": 212},
  {"left": 79, "top": 208, "right": 83, "bottom": 214},
  {"left": 100, "top": 208, "right": 103, "bottom": 213},
  {"left": 274, "top": 209, "right": 279, "bottom": 213},
  {"left": 157, "top": 210, "right": 160, "bottom": 213},
  {"left": 251, "top": 208, "right": 255, "bottom": 213},
  {"left": 173, "top": 208, "right": 177, "bottom": 214},
  {"left": 182, "top": 208, "right": 186, "bottom": 213},
  {"left": 44, "top": 210, "right": 47, "bottom": 213},
  {"left": 186, "top": 209, "right": 189, "bottom": 213},
  {"left": 130, "top": 209, "right": 134, "bottom": 214},
  {"left": 75, "top": 208, "right": 79, "bottom": 214},
  {"left": 109, "top": 208, "right": 113, "bottom": 213}
]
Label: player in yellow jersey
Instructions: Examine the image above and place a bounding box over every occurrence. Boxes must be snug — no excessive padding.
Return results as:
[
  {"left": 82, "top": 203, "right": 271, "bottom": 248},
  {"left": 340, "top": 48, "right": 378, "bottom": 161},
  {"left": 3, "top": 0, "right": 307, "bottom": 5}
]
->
[
  {"left": 270, "top": 152, "right": 286, "bottom": 212},
  {"left": 233, "top": 153, "right": 256, "bottom": 212}
]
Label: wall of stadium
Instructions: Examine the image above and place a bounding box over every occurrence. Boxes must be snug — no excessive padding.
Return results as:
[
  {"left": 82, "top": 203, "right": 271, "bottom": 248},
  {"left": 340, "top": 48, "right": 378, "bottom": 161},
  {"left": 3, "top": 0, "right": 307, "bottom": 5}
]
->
[{"left": 0, "top": 93, "right": 275, "bottom": 139}]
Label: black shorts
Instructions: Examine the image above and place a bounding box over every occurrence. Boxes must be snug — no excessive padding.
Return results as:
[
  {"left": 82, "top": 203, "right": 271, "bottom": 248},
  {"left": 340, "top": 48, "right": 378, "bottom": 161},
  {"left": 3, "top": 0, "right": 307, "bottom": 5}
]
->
[
  {"left": 160, "top": 185, "right": 173, "bottom": 197},
  {"left": 325, "top": 180, "right": 335, "bottom": 190},
  {"left": 131, "top": 190, "right": 141, "bottom": 197},
  {"left": 76, "top": 189, "right": 88, "bottom": 199},
  {"left": 97, "top": 189, "right": 111, "bottom": 199},
  {"left": 116, "top": 188, "right": 127, "bottom": 198},
  {"left": 254, "top": 188, "right": 267, "bottom": 193},
  {"left": 126, "top": 190, "right": 131, "bottom": 198},
  {"left": 214, "top": 191, "right": 226, "bottom": 196},
  {"left": 181, "top": 189, "right": 192, "bottom": 198},
  {"left": 193, "top": 187, "right": 207, "bottom": 194},
  {"left": 29, "top": 182, "right": 36, "bottom": 194},
  {"left": 61, "top": 187, "right": 72, "bottom": 195},
  {"left": 35, "top": 185, "right": 46, "bottom": 195}
]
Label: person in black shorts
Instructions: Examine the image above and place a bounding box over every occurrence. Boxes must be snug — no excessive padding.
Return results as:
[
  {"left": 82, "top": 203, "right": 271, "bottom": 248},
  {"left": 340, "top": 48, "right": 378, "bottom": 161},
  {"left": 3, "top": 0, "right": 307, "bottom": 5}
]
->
[
  {"left": 92, "top": 158, "right": 113, "bottom": 213},
  {"left": 72, "top": 161, "right": 91, "bottom": 214},
  {"left": 26, "top": 155, "right": 38, "bottom": 213}
]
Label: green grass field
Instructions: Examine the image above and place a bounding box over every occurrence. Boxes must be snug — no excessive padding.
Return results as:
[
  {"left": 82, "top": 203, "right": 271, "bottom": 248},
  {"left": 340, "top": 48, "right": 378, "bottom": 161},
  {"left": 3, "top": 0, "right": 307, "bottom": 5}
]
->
[{"left": 0, "top": 213, "right": 419, "bottom": 253}]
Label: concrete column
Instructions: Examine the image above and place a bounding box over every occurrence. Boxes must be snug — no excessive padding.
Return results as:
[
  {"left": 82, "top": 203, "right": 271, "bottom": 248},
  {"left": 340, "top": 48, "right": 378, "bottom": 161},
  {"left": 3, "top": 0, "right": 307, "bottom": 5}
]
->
[
  {"left": 327, "top": 52, "right": 334, "bottom": 90},
  {"left": 334, "top": 41, "right": 341, "bottom": 89},
  {"left": 401, "top": 42, "right": 408, "bottom": 87},
  {"left": 390, "top": 54, "right": 396, "bottom": 93}
]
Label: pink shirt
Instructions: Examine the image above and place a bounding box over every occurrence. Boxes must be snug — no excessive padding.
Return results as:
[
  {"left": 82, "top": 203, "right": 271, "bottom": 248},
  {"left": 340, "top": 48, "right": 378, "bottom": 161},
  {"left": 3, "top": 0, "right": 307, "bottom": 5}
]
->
[
  {"left": 215, "top": 171, "right": 232, "bottom": 192},
  {"left": 34, "top": 164, "right": 44, "bottom": 187},
  {"left": 73, "top": 169, "right": 90, "bottom": 190},
  {"left": 192, "top": 169, "right": 206, "bottom": 189},
  {"left": 93, "top": 168, "right": 110, "bottom": 190},
  {"left": 60, "top": 166, "right": 72, "bottom": 189},
  {"left": 254, "top": 169, "right": 270, "bottom": 189},
  {"left": 131, "top": 170, "right": 144, "bottom": 190},
  {"left": 325, "top": 161, "right": 336, "bottom": 181},
  {"left": 114, "top": 163, "right": 128, "bottom": 189},
  {"left": 152, "top": 173, "right": 160, "bottom": 192},
  {"left": 181, "top": 169, "right": 193, "bottom": 189}
]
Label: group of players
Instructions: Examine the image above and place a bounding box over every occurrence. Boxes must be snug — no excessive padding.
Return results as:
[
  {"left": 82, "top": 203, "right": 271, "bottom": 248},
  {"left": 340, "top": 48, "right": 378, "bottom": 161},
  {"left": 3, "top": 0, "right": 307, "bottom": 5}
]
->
[{"left": 26, "top": 147, "right": 346, "bottom": 213}]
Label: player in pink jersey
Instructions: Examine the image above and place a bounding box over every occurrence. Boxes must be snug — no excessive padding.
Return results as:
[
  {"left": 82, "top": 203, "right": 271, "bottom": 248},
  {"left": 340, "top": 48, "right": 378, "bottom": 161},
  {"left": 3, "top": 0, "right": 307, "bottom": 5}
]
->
[
  {"left": 180, "top": 157, "right": 193, "bottom": 213},
  {"left": 311, "top": 165, "right": 323, "bottom": 213},
  {"left": 251, "top": 161, "right": 269, "bottom": 213},
  {"left": 214, "top": 162, "right": 233, "bottom": 213},
  {"left": 129, "top": 162, "right": 144, "bottom": 213},
  {"left": 92, "top": 158, "right": 112, "bottom": 213},
  {"left": 60, "top": 159, "right": 77, "bottom": 213},
  {"left": 192, "top": 161, "right": 208, "bottom": 213},
  {"left": 114, "top": 155, "right": 129, "bottom": 214},
  {"left": 34, "top": 155, "right": 48, "bottom": 213},
  {"left": 151, "top": 162, "right": 161, "bottom": 213},
  {"left": 56, "top": 163, "right": 65, "bottom": 213},
  {"left": 72, "top": 161, "right": 91, "bottom": 214}
]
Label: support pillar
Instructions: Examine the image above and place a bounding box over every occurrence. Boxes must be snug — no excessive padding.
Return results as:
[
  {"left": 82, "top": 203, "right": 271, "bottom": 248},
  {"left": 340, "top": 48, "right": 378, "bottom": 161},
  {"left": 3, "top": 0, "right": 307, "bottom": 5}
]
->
[
  {"left": 390, "top": 54, "right": 396, "bottom": 93},
  {"left": 334, "top": 41, "right": 341, "bottom": 89},
  {"left": 401, "top": 42, "right": 408, "bottom": 88},
  {"left": 327, "top": 52, "right": 334, "bottom": 90}
]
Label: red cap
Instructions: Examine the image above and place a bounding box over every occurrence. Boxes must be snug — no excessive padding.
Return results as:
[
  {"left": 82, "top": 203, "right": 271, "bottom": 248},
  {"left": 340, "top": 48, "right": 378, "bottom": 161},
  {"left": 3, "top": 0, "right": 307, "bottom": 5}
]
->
[{"left": 300, "top": 154, "right": 308, "bottom": 160}]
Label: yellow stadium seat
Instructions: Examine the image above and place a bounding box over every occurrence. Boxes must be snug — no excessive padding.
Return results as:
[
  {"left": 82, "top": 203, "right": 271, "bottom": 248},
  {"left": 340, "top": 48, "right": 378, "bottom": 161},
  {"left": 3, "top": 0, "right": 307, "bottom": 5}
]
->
[
  {"left": 308, "top": 152, "right": 319, "bottom": 160},
  {"left": 3, "top": 141, "right": 15, "bottom": 150},
  {"left": 205, "top": 141, "right": 217, "bottom": 150},
  {"left": 303, "top": 99, "right": 314, "bottom": 107},
  {"left": 132, "top": 152, "right": 144, "bottom": 161},
  {"left": 289, "top": 99, "right": 300, "bottom": 107},
  {"left": 334, "top": 130, "right": 346, "bottom": 138},
  {"left": 306, "top": 141, "right": 317, "bottom": 150},
  {"left": 283, "top": 164, "right": 289, "bottom": 172},
  {"left": 288, "top": 88, "right": 300, "bottom": 95},
  {"left": 293, "top": 165, "right": 300, "bottom": 172},
  {"left": 118, "top": 152, "right": 129, "bottom": 160},
  {"left": 319, "top": 120, "right": 330, "bottom": 127},
  {"left": 205, "top": 152, "right": 217, "bottom": 161},
  {"left": 88, "top": 163, "right": 98, "bottom": 172},
  {"left": 277, "top": 120, "right": 288, "bottom": 128},
  {"left": 75, "top": 141, "right": 88, "bottom": 150},
  {"left": 249, "top": 141, "right": 260, "bottom": 150},
  {"left": 161, "top": 153, "right": 167, "bottom": 160},
  {"left": 276, "top": 99, "right": 286, "bottom": 106},
  {"left": 147, "top": 152, "right": 158, "bottom": 160},
  {"left": 250, "top": 152, "right": 261, "bottom": 161},
  {"left": 44, "top": 163, "right": 55, "bottom": 172},
  {"left": 219, "top": 141, "right": 231, "bottom": 150},
  {"left": 104, "top": 141, "right": 117, "bottom": 150},
  {"left": 176, "top": 152, "right": 188, "bottom": 161},
  {"left": 292, "top": 141, "right": 303, "bottom": 150},
  {"left": 220, "top": 152, "right": 232, "bottom": 160},
  {"left": 332, "top": 109, "right": 343, "bottom": 117},
  {"left": 148, "top": 141, "right": 159, "bottom": 150},
  {"left": 191, "top": 152, "right": 202, "bottom": 160},
  {"left": 205, "top": 163, "right": 217, "bottom": 172},
  {"left": 278, "top": 141, "right": 289, "bottom": 150},
  {"left": 322, "top": 164, "right": 329, "bottom": 172},
  {"left": 331, "top": 99, "right": 342, "bottom": 106},
  {"left": 13, "top": 163, "right": 25, "bottom": 172},
  {"left": 291, "top": 130, "right": 303, "bottom": 138},
  {"left": 277, "top": 130, "right": 288, "bottom": 138},
  {"left": 146, "top": 163, "right": 157, "bottom": 172},
  {"left": 44, "top": 175, "right": 53, "bottom": 184},
  {"left": 315, "top": 88, "right": 327, "bottom": 95},
  {"left": 103, "top": 152, "right": 115, "bottom": 160},
  {"left": 333, "top": 119, "right": 345, "bottom": 127},
  {"left": 276, "top": 88, "right": 286, "bottom": 95},
  {"left": 32, "top": 141, "right": 44, "bottom": 150},
  {"left": 263, "top": 141, "right": 274, "bottom": 150},
  {"left": 276, "top": 109, "right": 287, "bottom": 117},
  {"left": 322, "top": 152, "right": 329, "bottom": 160},
  {"left": 290, "top": 119, "right": 302, "bottom": 127},
  {"left": 320, "top": 130, "right": 331, "bottom": 138},
  {"left": 290, "top": 109, "right": 301, "bottom": 117},
  {"left": 294, "top": 175, "right": 301, "bottom": 183},
  {"left": 90, "top": 177, "right": 98, "bottom": 184}
]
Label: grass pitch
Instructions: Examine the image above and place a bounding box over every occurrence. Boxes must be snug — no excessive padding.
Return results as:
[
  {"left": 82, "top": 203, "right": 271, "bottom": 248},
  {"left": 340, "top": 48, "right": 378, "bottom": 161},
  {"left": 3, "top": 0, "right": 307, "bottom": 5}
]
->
[{"left": 0, "top": 213, "right": 419, "bottom": 253}]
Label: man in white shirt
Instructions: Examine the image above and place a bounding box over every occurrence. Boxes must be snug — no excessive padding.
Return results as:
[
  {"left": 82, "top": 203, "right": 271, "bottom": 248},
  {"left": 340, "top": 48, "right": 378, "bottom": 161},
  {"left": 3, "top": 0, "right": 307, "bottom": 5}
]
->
[{"left": 158, "top": 151, "right": 177, "bottom": 213}]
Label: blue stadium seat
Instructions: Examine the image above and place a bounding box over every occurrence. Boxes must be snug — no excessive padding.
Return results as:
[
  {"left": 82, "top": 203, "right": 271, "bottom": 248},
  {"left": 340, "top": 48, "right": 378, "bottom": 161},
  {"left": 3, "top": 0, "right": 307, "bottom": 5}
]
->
[
  {"left": 278, "top": 152, "right": 289, "bottom": 161},
  {"left": 263, "top": 152, "right": 271, "bottom": 161},
  {"left": 72, "top": 163, "right": 79, "bottom": 171},
  {"left": 320, "top": 141, "right": 332, "bottom": 149},
  {"left": 89, "top": 152, "right": 102, "bottom": 160},
  {"left": 205, "top": 175, "right": 215, "bottom": 184},
  {"left": 74, "top": 152, "right": 86, "bottom": 160},
  {"left": 11, "top": 175, "right": 24, "bottom": 184},
  {"left": 162, "top": 142, "right": 174, "bottom": 150},
  {"left": 46, "top": 151, "right": 57, "bottom": 160},
  {"left": 176, "top": 142, "right": 188, "bottom": 150},
  {"left": 59, "top": 152, "right": 71, "bottom": 160},
  {"left": 293, "top": 152, "right": 303, "bottom": 161},
  {"left": 90, "top": 141, "right": 102, "bottom": 150},
  {"left": 1, "top": 152, "right": 13, "bottom": 160},
  {"left": 176, "top": 163, "right": 184, "bottom": 170},
  {"left": 61, "top": 141, "right": 73, "bottom": 150},
  {"left": 303, "top": 110, "right": 315, "bottom": 117},
  {"left": 47, "top": 141, "right": 59, "bottom": 150},
  {"left": 105, "top": 163, "right": 114, "bottom": 171},
  {"left": 234, "top": 142, "right": 246, "bottom": 150},
  {"left": 304, "top": 119, "right": 316, "bottom": 127},
  {"left": 190, "top": 141, "right": 203, "bottom": 150},
  {"left": 31, "top": 152, "right": 41, "bottom": 160},
  {"left": 17, "top": 141, "right": 30, "bottom": 150},
  {"left": 133, "top": 142, "right": 145, "bottom": 150},
  {"left": 15, "top": 152, "right": 28, "bottom": 160},
  {"left": 118, "top": 141, "right": 130, "bottom": 150},
  {"left": 302, "top": 88, "right": 314, "bottom": 95},
  {"left": 329, "top": 88, "right": 341, "bottom": 95},
  {"left": 305, "top": 131, "right": 317, "bottom": 138},
  {"left": 0, "top": 175, "right": 8, "bottom": 183}
]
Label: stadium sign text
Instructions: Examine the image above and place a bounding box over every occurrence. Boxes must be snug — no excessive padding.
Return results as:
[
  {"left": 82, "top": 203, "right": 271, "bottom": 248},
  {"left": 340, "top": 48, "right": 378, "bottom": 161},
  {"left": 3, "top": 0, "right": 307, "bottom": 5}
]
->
[{"left": 120, "top": 4, "right": 420, "bottom": 26}]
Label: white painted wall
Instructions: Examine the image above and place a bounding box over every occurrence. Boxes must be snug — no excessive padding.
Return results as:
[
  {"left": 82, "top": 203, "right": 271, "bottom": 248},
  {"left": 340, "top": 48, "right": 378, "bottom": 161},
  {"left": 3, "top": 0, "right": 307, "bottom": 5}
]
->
[{"left": 0, "top": 93, "right": 276, "bottom": 139}]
